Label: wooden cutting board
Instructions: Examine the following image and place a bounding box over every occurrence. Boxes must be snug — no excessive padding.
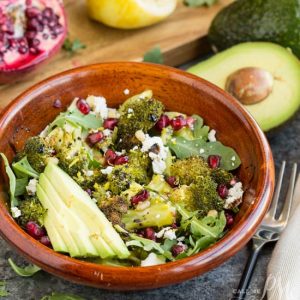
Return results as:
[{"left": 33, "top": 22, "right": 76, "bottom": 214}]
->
[{"left": 0, "top": 0, "right": 232, "bottom": 111}]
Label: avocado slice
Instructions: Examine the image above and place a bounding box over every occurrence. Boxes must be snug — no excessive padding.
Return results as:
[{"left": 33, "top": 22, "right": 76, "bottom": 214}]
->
[
  {"left": 38, "top": 174, "right": 99, "bottom": 257},
  {"left": 208, "top": 0, "right": 300, "bottom": 58},
  {"left": 37, "top": 185, "right": 82, "bottom": 257},
  {"left": 188, "top": 42, "right": 300, "bottom": 131},
  {"left": 44, "top": 163, "right": 130, "bottom": 259}
]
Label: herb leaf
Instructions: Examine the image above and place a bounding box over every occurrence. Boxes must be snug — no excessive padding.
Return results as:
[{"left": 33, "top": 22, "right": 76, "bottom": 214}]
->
[
  {"left": 0, "top": 281, "right": 9, "bottom": 297},
  {"left": 143, "top": 46, "right": 164, "bottom": 64},
  {"left": 63, "top": 38, "right": 86, "bottom": 54},
  {"left": 8, "top": 258, "right": 41, "bottom": 277},
  {"left": 49, "top": 110, "right": 102, "bottom": 130},
  {"left": 0, "top": 153, "right": 18, "bottom": 207},
  {"left": 41, "top": 292, "right": 85, "bottom": 300},
  {"left": 15, "top": 177, "right": 29, "bottom": 196},
  {"left": 192, "top": 114, "right": 210, "bottom": 140},
  {"left": 184, "top": 0, "right": 218, "bottom": 7},
  {"left": 168, "top": 136, "right": 241, "bottom": 170},
  {"left": 12, "top": 156, "right": 39, "bottom": 178}
]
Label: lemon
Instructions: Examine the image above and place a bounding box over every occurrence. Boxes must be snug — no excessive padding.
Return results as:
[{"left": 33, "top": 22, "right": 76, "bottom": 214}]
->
[{"left": 86, "top": 0, "right": 177, "bottom": 29}]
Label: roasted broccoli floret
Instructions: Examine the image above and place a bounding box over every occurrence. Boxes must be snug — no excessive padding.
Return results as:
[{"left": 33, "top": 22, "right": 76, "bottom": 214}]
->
[
  {"left": 98, "top": 196, "right": 129, "bottom": 226},
  {"left": 18, "top": 136, "right": 55, "bottom": 173},
  {"left": 107, "top": 150, "right": 151, "bottom": 195},
  {"left": 170, "top": 176, "right": 224, "bottom": 216},
  {"left": 18, "top": 196, "right": 47, "bottom": 227},
  {"left": 122, "top": 201, "right": 175, "bottom": 230},
  {"left": 169, "top": 156, "right": 211, "bottom": 185},
  {"left": 73, "top": 168, "right": 105, "bottom": 190},
  {"left": 211, "top": 168, "right": 234, "bottom": 185},
  {"left": 116, "top": 90, "right": 164, "bottom": 149}
]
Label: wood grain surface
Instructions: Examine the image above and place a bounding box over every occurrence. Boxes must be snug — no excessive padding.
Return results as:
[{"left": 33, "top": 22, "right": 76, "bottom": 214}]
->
[{"left": 0, "top": 0, "right": 232, "bottom": 111}]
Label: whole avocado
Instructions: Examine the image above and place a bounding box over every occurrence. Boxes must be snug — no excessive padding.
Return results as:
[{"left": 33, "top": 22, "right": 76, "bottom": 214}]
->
[{"left": 209, "top": 0, "right": 300, "bottom": 57}]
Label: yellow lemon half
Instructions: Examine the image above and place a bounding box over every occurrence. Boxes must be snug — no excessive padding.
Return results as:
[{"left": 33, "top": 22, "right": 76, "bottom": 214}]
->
[{"left": 86, "top": 0, "right": 177, "bottom": 29}]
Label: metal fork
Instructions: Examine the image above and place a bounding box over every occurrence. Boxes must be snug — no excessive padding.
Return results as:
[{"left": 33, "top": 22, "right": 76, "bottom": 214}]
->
[{"left": 232, "top": 161, "right": 298, "bottom": 300}]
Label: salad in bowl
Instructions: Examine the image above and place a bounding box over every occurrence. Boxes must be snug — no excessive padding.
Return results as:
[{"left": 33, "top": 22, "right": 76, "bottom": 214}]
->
[{"left": 1, "top": 90, "right": 244, "bottom": 267}]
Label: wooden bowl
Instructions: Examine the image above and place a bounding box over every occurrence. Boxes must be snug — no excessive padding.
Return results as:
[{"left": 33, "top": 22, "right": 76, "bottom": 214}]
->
[{"left": 0, "top": 62, "right": 274, "bottom": 290}]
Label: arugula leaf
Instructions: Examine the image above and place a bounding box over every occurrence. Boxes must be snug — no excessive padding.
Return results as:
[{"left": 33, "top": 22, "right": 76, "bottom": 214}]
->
[
  {"left": 49, "top": 110, "right": 102, "bottom": 130},
  {"left": 15, "top": 177, "right": 29, "bottom": 196},
  {"left": 63, "top": 38, "right": 86, "bottom": 54},
  {"left": 188, "top": 235, "right": 216, "bottom": 255},
  {"left": 0, "top": 281, "right": 9, "bottom": 297},
  {"left": 0, "top": 153, "right": 18, "bottom": 207},
  {"left": 8, "top": 258, "right": 41, "bottom": 277},
  {"left": 143, "top": 46, "right": 164, "bottom": 64},
  {"left": 184, "top": 0, "right": 218, "bottom": 7},
  {"left": 192, "top": 114, "right": 209, "bottom": 140},
  {"left": 41, "top": 293, "right": 85, "bottom": 300},
  {"left": 168, "top": 136, "right": 241, "bottom": 170},
  {"left": 190, "top": 211, "right": 226, "bottom": 239},
  {"left": 12, "top": 156, "right": 39, "bottom": 178}
]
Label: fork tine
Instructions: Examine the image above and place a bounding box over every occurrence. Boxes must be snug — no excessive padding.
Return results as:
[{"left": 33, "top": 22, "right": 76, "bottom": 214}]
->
[
  {"left": 278, "top": 163, "right": 297, "bottom": 222},
  {"left": 266, "top": 161, "right": 286, "bottom": 219}
]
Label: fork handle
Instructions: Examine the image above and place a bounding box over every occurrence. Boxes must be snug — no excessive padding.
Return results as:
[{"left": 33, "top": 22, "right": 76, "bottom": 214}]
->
[{"left": 232, "top": 240, "right": 266, "bottom": 300}]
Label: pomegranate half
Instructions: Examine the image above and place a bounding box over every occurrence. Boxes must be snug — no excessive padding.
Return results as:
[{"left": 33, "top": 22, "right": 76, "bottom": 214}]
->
[{"left": 0, "top": 0, "right": 67, "bottom": 84}]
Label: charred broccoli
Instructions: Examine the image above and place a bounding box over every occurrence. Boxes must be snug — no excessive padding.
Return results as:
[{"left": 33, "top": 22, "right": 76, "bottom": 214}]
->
[
  {"left": 116, "top": 90, "right": 164, "bottom": 149},
  {"left": 18, "top": 196, "right": 47, "bottom": 227},
  {"left": 107, "top": 150, "right": 151, "bottom": 195},
  {"left": 211, "top": 168, "right": 234, "bottom": 185},
  {"left": 98, "top": 195, "right": 129, "bottom": 226},
  {"left": 73, "top": 168, "right": 105, "bottom": 190},
  {"left": 169, "top": 156, "right": 211, "bottom": 185},
  {"left": 170, "top": 176, "right": 224, "bottom": 216},
  {"left": 17, "top": 136, "right": 55, "bottom": 173}
]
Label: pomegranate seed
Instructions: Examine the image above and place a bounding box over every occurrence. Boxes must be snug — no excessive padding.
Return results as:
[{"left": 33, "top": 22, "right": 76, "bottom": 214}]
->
[
  {"left": 225, "top": 212, "right": 234, "bottom": 228},
  {"left": 53, "top": 24, "right": 64, "bottom": 35},
  {"left": 18, "top": 46, "right": 28, "bottom": 54},
  {"left": 30, "top": 38, "right": 40, "bottom": 47},
  {"left": 208, "top": 155, "right": 221, "bottom": 169},
  {"left": 26, "top": 7, "right": 40, "bottom": 18},
  {"left": 26, "top": 30, "right": 37, "bottom": 40},
  {"left": 114, "top": 155, "right": 129, "bottom": 165},
  {"left": 166, "top": 176, "right": 179, "bottom": 188},
  {"left": 27, "top": 18, "right": 40, "bottom": 30},
  {"left": 170, "top": 115, "right": 187, "bottom": 131},
  {"left": 131, "top": 190, "right": 150, "bottom": 206},
  {"left": 171, "top": 223, "right": 178, "bottom": 229},
  {"left": 43, "top": 7, "right": 54, "bottom": 19},
  {"left": 26, "top": 221, "right": 46, "bottom": 239},
  {"left": 217, "top": 184, "right": 228, "bottom": 199},
  {"left": 76, "top": 99, "right": 90, "bottom": 115},
  {"left": 105, "top": 149, "right": 117, "bottom": 165},
  {"left": 171, "top": 244, "right": 185, "bottom": 257},
  {"left": 140, "top": 227, "right": 156, "bottom": 241},
  {"left": 53, "top": 99, "right": 62, "bottom": 108},
  {"left": 86, "top": 189, "right": 92, "bottom": 196},
  {"left": 39, "top": 236, "right": 52, "bottom": 248},
  {"left": 86, "top": 131, "right": 104, "bottom": 146},
  {"left": 155, "top": 114, "right": 170, "bottom": 131},
  {"left": 103, "top": 118, "right": 118, "bottom": 130},
  {"left": 29, "top": 47, "right": 39, "bottom": 55},
  {"left": 186, "top": 116, "right": 195, "bottom": 128}
]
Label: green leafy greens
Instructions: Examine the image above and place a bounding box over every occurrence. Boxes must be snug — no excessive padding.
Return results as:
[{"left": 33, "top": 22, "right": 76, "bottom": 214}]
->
[
  {"left": 168, "top": 136, "right": 241, "bottom": 170},
  {"left": 12, "top": 156, "right": 39, "bottom": 178},
  {"left": 63, "top": 38, "right": 86, "bottom": 54},
  {"left": 8, "top": 258, "right": 41, "bottom": 277}
]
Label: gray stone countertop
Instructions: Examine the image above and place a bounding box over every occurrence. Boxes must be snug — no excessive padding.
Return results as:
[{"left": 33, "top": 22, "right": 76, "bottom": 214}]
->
[{"left": 1, "top": 109, "right": 299, "bottom": 300}]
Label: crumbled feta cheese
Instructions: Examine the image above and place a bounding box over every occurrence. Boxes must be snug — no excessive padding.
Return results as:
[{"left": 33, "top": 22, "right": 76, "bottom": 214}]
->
[
  {"left": 156, "top": 227, "right": 177, "bottom": 240},
  {"left": 224, "top": 182, "right": 244, "bottom": 209},
  {"left": 115, "top": 150, "right": 126, "bottom": 156},
  {"left": 132, "top": 146, "right": 139, "bottom": 151},
  {"left": 84, "top": 170, "right": 94, "bottom": 177},
  {"left": 26, "top": 179, "right": 38, "bottom": 196},
  {"left": 141, "top": 253, "right": 165, "bottom": 267},
  {"left": 199, "top": 148, "right": 205, "bottom": 154},
  {"left": 207, "top": 210, "right": 218, "bottom": 218},
  {"left": 135, "top": 130, "right": 146, "bottom": 142},
  {"left": 106, "top": 191, "right": 112, "bottom": 198},
  {"left": 107, "top": 108, "right": 120, "bottom": 119},
  {"left": 141, "top": 134, "right": 169, "bottom": 174},
  {"left": 177, "top": 236, "right": 185, "bottom": 242},
  {"left": 208, "top": 129, "right": 217, "bottom": 142},
  {"left": 127, "top": 108, "right": 134, "bottom": 114},
  {"left": 124, "top": 89, "right": 130, "bottom": 95},
  {"left": 11, "top": 207, "right": 21, "bottom": 218},
  {"left": 136, "top": 200, "right": 151, "bottom": 211},
  {"left": 101, "top": 166, "right": 114, "bottom": 175},
  {"left": 86, "top": 95, "right": 108, "bottom": 119},
  {"left": 103, "top": 129, "right": 112, "bottom": 137}
]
